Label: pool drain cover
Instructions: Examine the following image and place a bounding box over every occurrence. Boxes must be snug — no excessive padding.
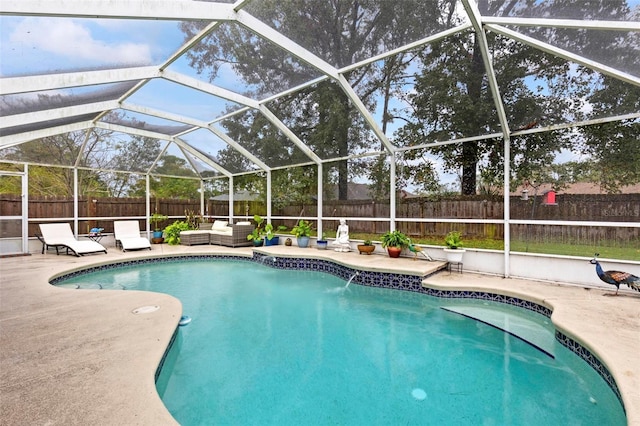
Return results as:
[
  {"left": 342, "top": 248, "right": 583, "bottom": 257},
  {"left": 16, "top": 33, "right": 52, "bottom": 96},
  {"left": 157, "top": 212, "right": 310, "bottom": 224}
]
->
[
  {"left": 132, "top": 305, "right": 160, "bottom": 314},
  {"left": 412, "top": 388, "right": 427, "bottom": 400}
]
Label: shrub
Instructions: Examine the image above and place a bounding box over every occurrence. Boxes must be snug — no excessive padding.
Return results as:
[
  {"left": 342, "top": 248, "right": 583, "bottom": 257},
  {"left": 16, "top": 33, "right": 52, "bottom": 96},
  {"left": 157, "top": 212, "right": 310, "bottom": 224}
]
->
[{"left": 164, "top": 220, "right": 191, "bottom": 245}]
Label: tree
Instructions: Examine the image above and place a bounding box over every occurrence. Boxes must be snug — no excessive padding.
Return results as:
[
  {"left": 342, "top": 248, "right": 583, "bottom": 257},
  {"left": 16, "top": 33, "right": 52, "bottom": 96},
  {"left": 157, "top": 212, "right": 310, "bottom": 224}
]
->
[
  {"left": 181, "top": 0, "right": 448, "bottom": 199},
  {"left": 396, "top": 0, "right": 634, "bottom": 195},
  {"left": 128, "top": 155, "right": 201, "bottom": 198},
  {"left": 0, "top": 130, "right": 113, "bottom": 196},
  {"left": 107, "top": 133, "right": 164, "bottom": 197},
  {"left": 579, "top": 120, "right": 640, "bottom": 193}
]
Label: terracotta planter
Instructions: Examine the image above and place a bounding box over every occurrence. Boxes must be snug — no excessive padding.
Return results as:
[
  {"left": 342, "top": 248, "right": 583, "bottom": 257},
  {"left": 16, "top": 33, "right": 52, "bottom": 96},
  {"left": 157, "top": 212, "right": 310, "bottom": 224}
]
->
[
  {"left": 151, "top": 237, "right": 164, "bottom": 244},
  {"left": 357, "top": 245, "right": 375, "bottom": 255},
  {"left": 386, "top": 247, "right": 402, "bottom": 258}
]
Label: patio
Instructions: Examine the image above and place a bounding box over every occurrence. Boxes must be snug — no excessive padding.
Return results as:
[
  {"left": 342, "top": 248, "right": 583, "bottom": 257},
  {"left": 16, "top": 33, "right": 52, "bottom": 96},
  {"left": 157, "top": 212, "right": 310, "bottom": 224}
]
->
[{"left": 0, "top": 245, "right": 638, "bottom": 425}]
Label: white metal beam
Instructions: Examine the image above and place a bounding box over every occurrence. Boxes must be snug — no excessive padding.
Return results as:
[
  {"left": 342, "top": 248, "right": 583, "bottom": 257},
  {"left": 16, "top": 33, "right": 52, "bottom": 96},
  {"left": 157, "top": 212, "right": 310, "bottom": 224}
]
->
[
  {"left": 258, "top": 105, "right": 322, "bottom": 164},
  {"left": 207, "top": 126, "right": 270, "bottom": 171},
  {"left": 235, "top": 10, "right": 339, "bottom": 79},
  {"left": 482, "top": 17, "right": 640, "bottom": 31},
  {"left": 161, "top": 70, "right": 259, "bottom": 108},
  {"left": 0, "top": 121, "right": 93, "bottom": 148},
  {"left": 462, "top": 0, "right": 511, "bottom": 136},
  {"left": 0, "top": 1, "right": 236, "bottom": 21},
  {"left": 1, "top": 101, "right": 119, "bottom": 129},
  {"left": 74, "top": 130, "right": 94, "bottom": 168},
  {"left": 395, "top": 132, "right": 505, "bottom": 152},
  {"left": 336, "top": 74, "right": 396, "bottom": 153},
  {"left": 340, "top": 23, "right": 473, "bottom": 74},
  {"left": 232, "top": 0, "right": 253, "bottom": 12},
  {"left": 173, "top": 137, "right": 232, "bottom": 178},
  {"left": 160, "top": 21, "right": 223, "bottom": 72},
  {"left": 0, "top": 66, "right": 159, "bottom": 95},
  {"left": 146, "top": 140, "right": 170, "bottom": 175},
  {"left": 121, "top": 103, "right": 206, "bottom": 128},
  {"left": 175, "top": 143, "right": 204, "bottom": 180},
  {"left": 511, "top": 112, "right": 640, "bottom": 137},
  {"left": 94, "top": 122, "right": 172, "bottom": 141},
  {"left": 487, "top": 24, "right": 640, "bottom": 87},
  {"left": 462, "top": 0, "right": 512, "bottom": 278}
]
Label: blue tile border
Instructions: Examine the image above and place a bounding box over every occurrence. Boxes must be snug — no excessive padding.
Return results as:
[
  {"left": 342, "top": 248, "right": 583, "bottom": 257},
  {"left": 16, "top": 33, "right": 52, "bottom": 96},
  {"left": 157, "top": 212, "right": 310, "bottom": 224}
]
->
[
  {"left": 49, "top": 254, "right": 249, "bottom": 284},
  {"left": 50, "top": 253, "right": 624, "bottom": 412}
]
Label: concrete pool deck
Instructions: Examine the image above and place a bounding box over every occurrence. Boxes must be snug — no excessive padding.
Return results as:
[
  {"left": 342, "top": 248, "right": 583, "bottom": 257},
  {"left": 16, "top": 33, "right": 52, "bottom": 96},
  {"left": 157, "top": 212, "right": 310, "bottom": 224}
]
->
[{"left": 1, "top": 244, "right": 638, "bottom": 425}]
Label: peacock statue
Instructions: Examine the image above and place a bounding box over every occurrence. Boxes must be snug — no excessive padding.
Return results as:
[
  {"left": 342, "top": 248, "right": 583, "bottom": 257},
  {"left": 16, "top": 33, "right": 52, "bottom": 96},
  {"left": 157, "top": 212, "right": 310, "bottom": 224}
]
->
[
  {"left": 590, "top": 253, "right": 640, "bottom": 296},
  {"left": 408, "top": 241, "right": 433, "bottom": 261}
]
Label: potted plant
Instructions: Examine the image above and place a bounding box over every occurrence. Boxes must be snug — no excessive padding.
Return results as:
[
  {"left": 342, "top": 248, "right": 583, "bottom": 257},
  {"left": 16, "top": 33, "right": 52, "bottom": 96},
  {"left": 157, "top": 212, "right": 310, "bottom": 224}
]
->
[
  {"left": 316, "top": 232, "right": 328, "bottom": 250},
  {"left": 444, "top": 231, "right": 465, "bottom": 263},
  {"left": 265, "top": 223, "right": 287, "bottom": 246},
  {"left": 291, "top": 219, "right": 312, "bottom": 248},
  {"left": 247, "top": 227, "right": 264, "bottom": 246},
  {"left": 247, "top": 214, "right": 266, "bottom": 246},
  {"left": 150, "top": 212, "right": 168, "bottom": 242},
  {"left": 357, "top": 239, "right": 375, "bottom": 255},
  {"left": 380, "top": 230, "right": 410, "bottom": 258}
]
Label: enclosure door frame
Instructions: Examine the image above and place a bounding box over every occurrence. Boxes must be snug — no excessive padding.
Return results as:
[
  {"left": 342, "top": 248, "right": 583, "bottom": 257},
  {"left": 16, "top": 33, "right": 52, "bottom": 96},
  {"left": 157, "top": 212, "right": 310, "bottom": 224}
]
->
[{"left": 0, "top": 167, "right": 28, "bottom": 255}]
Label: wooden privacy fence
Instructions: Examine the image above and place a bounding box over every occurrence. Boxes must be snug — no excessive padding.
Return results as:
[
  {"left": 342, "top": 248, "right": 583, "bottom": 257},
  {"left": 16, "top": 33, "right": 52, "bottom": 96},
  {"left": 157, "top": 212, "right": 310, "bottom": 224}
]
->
[{"left": 1, "top": 194, "right": 638, "bottom": 244}]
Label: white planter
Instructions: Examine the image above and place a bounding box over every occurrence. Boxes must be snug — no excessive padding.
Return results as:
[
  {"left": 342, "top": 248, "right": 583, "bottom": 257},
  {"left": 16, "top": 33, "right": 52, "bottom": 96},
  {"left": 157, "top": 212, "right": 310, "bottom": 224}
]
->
[{"left": 444, "top": 248, "right": 465, "bottom": 263}]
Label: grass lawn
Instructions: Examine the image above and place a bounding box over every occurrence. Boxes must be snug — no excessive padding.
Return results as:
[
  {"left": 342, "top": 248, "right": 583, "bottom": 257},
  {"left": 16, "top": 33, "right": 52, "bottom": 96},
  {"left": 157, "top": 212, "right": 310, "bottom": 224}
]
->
[{"left": 345, "top": 232, "right": 640, "bottom": 261}]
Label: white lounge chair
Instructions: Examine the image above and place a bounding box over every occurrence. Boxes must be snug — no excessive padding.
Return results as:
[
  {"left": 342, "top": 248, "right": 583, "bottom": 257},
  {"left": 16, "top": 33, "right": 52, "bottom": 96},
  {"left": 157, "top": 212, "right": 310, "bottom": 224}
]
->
[
  {"left": 38, "top": 223, "right": 107, "bottom": 257},
  {"left": 114, "top": 220, "right": 151, "bottom": 252}
]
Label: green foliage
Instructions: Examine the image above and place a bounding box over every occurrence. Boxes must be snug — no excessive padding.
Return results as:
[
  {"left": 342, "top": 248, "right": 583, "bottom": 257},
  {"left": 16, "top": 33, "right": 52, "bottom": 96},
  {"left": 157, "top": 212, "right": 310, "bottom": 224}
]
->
[
  {"left": 291, "top": 219, "right": 313, "bottom": 238},
  {"left": 444, "top": 231, "right": 463, "bottom": 249},
  {"left": 128, "top": 155, "right": 201, "bottom": 199},
  {"left": 247, "top": 215, "right": 265, "bottom": 241},
  {"left": 381, "top": 230, "right": 410, "bottom": 249},
  {"left": 1, "top": 132, "right": 111, "bottom": 196},
  {"left": 150, "top": 212, "right": 168, "bottom": 231},
  {"left": 164, "top": 220, "right": 191, "bottom": 245},
  {"left": 579, "top": 119, "right": 640, "bottom": 193},
  {"left": 363, "top": 239, "right": 373, "bottom": 246},
  {"left": 271, "top": 166, "right": 317, "bottom": 209},
  {"left": 265, "top": 223, "right": 288, "bottom": 241}
]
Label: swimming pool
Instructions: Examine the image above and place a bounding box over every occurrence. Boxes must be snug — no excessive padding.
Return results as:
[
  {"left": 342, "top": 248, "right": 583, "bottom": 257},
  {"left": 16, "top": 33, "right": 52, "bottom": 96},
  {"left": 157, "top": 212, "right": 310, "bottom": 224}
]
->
[{"left": 57, "top": 258, "right": 626, "bottom": 425}]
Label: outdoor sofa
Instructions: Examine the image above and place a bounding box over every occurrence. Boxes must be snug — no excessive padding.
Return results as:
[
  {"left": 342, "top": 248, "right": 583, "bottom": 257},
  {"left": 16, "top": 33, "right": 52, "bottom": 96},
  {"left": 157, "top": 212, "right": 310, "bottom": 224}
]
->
[
  {"left": 179, "top": 221, "right": 254, "bottom": 247},
  {"left": 211, "top": 221, "right": 254, "bottom": 247},
  {"left": 179, "top": 222, "right": 214, "bottom": 246}
]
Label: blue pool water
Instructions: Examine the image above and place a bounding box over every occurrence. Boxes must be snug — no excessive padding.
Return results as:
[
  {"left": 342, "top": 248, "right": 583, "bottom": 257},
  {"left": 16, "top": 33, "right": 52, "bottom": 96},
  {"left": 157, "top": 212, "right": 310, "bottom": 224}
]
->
[{"left": 58, "top": 260, "right": 626, "bottom": 425}]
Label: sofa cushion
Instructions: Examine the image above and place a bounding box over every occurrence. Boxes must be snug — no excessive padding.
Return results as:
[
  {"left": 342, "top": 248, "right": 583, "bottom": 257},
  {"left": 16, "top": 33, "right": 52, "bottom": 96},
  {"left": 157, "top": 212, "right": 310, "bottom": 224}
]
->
[
  {"left": 236, "top": 221, "right": 251, "bottom": 226},
  {"left": 212, "top": 220, "right": 229, "bottom": 230},
  {"left": 180, "top": 230, "right": 210, "bottom": 235},
  {"left": 210, "top": 227, "right": 232, "bottom": 236}
]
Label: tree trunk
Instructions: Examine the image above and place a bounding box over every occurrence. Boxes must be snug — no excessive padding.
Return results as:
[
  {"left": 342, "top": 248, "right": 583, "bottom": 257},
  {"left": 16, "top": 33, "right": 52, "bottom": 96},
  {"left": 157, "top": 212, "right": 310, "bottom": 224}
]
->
[
  {"left": 460, "top": 35, "right": 486, "bottom": 195},
  {"left": 337, "top": 97, "right": 350, "bottom": 200}
]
